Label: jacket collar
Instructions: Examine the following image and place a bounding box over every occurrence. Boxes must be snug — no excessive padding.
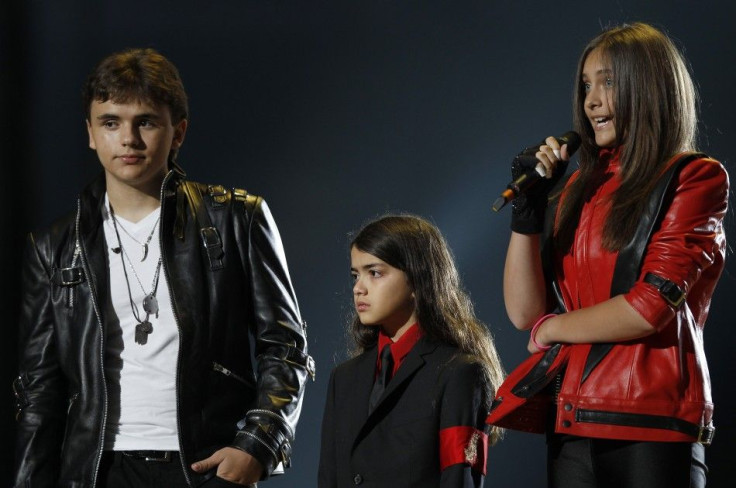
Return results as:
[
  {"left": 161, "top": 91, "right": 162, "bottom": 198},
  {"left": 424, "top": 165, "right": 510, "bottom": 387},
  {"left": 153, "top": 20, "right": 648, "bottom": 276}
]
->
[
  {"left": 75, "top": 167, "right": 186, "bottom": 279},
  {"left": 77, "top": 168, "right": 186, "bottom": 232}
]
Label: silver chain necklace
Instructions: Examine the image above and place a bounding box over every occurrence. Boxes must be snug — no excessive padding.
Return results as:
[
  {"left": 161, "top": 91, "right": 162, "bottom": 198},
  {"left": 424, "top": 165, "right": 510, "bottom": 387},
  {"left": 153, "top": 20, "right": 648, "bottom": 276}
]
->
[
  {"left": 112, "top": 214, "right": 161, "bottom": 261},
  {"left": 109, "top": 206, "right": 162, "bottom": 345}
]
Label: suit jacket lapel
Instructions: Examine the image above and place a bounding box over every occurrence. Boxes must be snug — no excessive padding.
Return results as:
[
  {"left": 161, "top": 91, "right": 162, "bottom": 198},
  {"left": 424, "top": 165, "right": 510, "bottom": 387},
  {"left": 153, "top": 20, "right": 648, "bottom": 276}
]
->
[
  {"left": 344, "top": 348, "right": 377, "bottom": 449},
  {"left": 351, "top": 338, "right": 439, "bottom": 451},
  {"left": 376, "top": 338, "right": 436, "bottom": 406}
]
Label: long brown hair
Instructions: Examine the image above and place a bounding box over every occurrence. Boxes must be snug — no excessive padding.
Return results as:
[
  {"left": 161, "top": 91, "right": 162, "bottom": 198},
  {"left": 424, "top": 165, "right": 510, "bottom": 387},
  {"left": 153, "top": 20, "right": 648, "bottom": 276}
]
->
[
  {"left": 348, "top": 214, "right": 505, "bottom": 443},
  {"left": 556, "top": 23, "right": 698, "bottom": 252}
]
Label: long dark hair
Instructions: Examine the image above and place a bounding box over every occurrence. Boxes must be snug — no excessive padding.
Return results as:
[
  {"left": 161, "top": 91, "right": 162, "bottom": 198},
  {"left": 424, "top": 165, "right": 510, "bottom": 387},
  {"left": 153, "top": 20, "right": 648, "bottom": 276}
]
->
[
  {"left": 556, "top": 23, "right": 697, "bottom": 252},
  {"left": 348, "top": 214, "right": 504, "bottom": 443}
]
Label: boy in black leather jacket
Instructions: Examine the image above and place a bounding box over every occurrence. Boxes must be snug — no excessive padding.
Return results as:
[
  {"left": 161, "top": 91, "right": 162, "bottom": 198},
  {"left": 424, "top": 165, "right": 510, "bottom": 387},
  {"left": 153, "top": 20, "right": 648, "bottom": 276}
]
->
[{"left": 13, "top": 48, "right": 313, "bottom": 488}]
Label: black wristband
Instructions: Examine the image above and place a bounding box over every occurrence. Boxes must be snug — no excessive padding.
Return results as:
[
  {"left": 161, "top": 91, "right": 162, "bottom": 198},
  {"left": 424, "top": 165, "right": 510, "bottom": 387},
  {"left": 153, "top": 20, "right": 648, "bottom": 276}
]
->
[{"left": 510, "top": 194, "right": 546, "bottom": 234}]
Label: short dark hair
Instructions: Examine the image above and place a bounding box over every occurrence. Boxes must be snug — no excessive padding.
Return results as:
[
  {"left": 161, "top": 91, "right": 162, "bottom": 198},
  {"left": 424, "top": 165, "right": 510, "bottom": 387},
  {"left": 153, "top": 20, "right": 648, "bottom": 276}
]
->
[
  {"left": 83, "top": 48, "right": 189, "bottom": 162},
  {"left": 83, "top": 48, "right": 188, "bottom": 122}
]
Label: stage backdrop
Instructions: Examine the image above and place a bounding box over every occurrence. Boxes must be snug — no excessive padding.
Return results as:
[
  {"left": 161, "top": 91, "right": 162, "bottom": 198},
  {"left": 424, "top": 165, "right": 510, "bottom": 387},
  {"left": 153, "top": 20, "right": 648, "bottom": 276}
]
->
[{"left": 2, "top": 1, "right": 734, "bottom": 486}]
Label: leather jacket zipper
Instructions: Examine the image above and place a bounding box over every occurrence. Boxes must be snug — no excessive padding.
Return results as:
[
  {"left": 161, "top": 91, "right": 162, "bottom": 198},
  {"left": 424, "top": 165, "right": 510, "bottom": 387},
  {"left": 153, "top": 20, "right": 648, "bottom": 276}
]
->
[
  {"left": 553, "top": 370, "right": 563, "bottom": 405},
  {"left": 12, "top": 375, "right": 28, "bottom": 421},
  {"left": 67, "top": 243, "right": 81, "bottom": 309},
  {"left": 213, "top": 362, "right": 255, "bottom": 388},
  {"left": 67, "top": 392, "right": 79, "bottom": 414},
  {"left": 159, "top": 171, "right": 195, "bottom": 488},
  {"left": 75, "top": 198, "right": 109, "bottom": 488}
]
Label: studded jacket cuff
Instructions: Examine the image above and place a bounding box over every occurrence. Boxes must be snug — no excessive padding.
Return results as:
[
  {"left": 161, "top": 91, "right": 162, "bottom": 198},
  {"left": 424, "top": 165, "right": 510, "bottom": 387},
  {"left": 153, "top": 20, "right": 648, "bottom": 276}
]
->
[{"left": 232, "top": 410, "right": 294, "bottom": 479}]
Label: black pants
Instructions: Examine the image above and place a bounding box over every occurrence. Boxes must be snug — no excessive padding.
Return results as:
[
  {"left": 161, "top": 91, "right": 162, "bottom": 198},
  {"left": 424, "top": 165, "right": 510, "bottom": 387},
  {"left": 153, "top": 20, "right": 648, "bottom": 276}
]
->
[
  {"left": 547, "top": 434, "right": 707, "bottom": 488},
  {"left": 98, "top": 451, "right": 255, "bottom": 488}
]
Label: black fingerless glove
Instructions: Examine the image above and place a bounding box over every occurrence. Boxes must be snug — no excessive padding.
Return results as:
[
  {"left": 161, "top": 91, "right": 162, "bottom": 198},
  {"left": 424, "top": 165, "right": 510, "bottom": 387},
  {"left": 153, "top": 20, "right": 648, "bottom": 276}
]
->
[{"left": 510, "top": 153, "right": 568, "bottom": 234}]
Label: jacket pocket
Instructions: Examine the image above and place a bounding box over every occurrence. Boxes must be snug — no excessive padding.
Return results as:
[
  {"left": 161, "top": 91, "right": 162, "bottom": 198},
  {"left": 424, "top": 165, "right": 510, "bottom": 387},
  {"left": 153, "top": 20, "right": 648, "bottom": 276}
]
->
[
  {"left": 67, "top": 392, "right": 79, "bottom": 414},
  {"left": 212, "top": 362, "right": 256, "bottom": 389},
  {"left": 12, "top": 374, "right": 29, "bottom": 421},
  {"left": 59, "top": 392, "right": 80, "bottom": 458}
]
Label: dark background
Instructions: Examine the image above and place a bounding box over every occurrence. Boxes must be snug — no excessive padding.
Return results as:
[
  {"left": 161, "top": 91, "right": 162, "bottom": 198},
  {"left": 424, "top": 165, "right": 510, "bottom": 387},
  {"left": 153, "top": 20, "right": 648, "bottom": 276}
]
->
[{"left": 1, "top": 1, "right": 734, "bottom": 486}]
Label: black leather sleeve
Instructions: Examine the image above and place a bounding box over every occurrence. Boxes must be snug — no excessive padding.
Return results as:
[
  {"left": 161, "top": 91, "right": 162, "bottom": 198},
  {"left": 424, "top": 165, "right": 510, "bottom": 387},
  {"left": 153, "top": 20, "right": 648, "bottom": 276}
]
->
[
  {"left": 13, "top": 233, "right": 67, "bottom": 487},
  {"left": 229, "top": 196, "right": 313, "bottom": 478}
]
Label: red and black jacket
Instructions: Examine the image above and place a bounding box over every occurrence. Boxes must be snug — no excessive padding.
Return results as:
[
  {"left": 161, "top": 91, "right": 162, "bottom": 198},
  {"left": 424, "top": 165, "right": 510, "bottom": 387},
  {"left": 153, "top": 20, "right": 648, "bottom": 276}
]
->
[{"left": 488, "top": 151, "right": 728, "bottom": 444}]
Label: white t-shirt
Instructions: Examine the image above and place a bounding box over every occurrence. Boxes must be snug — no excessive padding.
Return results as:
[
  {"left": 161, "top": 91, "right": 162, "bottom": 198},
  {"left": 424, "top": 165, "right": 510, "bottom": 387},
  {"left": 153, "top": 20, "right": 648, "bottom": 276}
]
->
[{"left": 102, "top": 195, "right": 180, "bottom": 450}]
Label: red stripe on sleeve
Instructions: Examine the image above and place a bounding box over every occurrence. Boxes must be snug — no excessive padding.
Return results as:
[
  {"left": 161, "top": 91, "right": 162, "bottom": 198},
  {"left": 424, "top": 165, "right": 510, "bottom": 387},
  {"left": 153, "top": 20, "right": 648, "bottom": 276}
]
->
[{"left": 439, "top": 426, "right": 488, "bottom": 475}]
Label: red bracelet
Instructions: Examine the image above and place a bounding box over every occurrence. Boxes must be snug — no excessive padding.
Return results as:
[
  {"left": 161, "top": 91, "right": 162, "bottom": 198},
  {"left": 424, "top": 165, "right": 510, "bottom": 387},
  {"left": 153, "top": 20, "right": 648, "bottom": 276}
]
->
[{"left": 530, "top": 314, "right": 556, "bottom": 351}]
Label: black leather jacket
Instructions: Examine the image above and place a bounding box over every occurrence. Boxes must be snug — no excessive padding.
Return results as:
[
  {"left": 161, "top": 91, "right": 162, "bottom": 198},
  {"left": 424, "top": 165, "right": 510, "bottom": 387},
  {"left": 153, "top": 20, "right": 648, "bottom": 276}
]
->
[{"left": 13, "top": 168, "right": 313, "bottom": 487}]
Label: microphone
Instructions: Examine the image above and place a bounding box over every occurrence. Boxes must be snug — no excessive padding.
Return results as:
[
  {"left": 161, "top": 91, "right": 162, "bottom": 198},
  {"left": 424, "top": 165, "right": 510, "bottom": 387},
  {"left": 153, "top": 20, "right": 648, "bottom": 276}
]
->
[{"left": 492, "top": 131, "right": 581, "bottom": 212}]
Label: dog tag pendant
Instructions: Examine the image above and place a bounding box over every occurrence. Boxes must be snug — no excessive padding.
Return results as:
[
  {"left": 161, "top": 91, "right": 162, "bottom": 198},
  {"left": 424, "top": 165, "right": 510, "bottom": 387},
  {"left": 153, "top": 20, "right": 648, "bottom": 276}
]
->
[
  {"left": 143, "top": 294, "right": 159, "bottom": 316},
  {"left": 135, "top": 320, "right": 153, "bottom": 345}
]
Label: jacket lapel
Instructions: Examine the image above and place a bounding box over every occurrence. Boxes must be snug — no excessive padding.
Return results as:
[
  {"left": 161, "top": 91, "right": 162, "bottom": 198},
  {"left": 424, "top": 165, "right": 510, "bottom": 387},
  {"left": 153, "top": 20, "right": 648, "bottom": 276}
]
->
[
  {"left": 373, "top": 338, "right": 436, "bottom": 409},
  {"left": 351, "top": 337, "right": 439, "bottom": 450},
  {"left": 77, "top": 175, "right": 109, "bottom": 326},
  {"left": 343, "top": 349, "right": 376, "bottom": 449}
]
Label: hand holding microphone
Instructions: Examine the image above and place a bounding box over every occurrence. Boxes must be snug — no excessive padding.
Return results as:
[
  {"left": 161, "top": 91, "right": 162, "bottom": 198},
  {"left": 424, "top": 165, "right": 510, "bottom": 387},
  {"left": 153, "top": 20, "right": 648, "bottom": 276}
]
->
[
  {"left": 493, "top": 131, "right": 581, "bottom": 211},
  {"left": 494, "top": 131, "right": 581, "bottom": 234}
]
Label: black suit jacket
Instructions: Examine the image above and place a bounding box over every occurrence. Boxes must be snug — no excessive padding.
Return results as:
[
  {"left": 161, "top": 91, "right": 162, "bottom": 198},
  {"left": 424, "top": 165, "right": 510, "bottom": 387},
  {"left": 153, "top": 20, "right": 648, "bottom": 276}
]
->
[{"left": 319, "top": 338, "right": 489, "bottom": 488}]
